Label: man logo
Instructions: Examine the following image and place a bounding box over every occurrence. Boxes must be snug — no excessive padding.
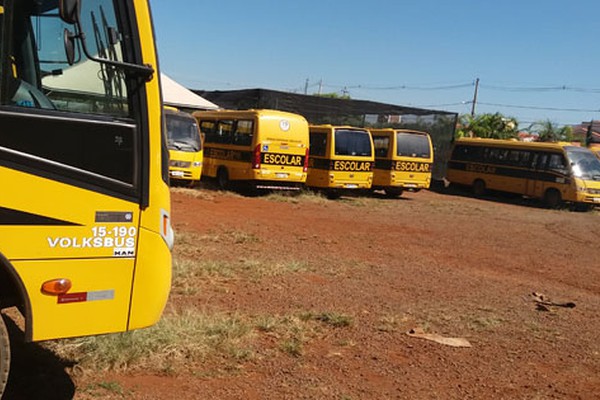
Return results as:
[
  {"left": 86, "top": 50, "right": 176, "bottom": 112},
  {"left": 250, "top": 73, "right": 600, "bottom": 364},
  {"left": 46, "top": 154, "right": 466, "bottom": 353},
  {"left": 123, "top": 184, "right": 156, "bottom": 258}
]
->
[{"left": 279, "top": 119, "right": 290, "bottom": 131}]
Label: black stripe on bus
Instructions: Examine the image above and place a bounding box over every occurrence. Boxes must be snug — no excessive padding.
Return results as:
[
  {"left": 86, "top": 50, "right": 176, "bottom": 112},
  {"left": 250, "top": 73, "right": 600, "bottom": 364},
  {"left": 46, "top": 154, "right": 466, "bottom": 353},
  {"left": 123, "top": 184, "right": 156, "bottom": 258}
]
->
[
  {"left": 204, "top": 147, "right": 253, "bottom": 162},
  {"left": 448, "top": 161, "right": 571, "bottom": 184},
  {"left": 0, "top": 207, "right": 80, "bottom": 226}
]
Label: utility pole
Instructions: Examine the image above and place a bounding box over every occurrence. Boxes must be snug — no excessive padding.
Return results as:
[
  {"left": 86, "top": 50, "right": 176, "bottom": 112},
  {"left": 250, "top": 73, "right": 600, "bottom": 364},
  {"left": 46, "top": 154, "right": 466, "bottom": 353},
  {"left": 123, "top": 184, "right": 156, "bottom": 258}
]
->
[
  {"left": 318, "top": 79, "right": 323, "bottom": 95},
  {"left": 471, "top": 78, "right": 480, "bottom": 117},
  {"left": 304, "top": 78, "right": 309, "bottom": 95}
]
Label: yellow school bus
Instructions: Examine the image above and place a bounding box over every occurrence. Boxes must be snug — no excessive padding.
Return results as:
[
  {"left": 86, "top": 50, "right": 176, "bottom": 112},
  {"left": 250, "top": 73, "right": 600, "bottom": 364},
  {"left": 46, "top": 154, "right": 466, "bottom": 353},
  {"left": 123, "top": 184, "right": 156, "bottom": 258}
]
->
[
  {"left": 447, "top": 138, "right": 600, "bottom": 209},
  {"left": 165, "top": 107, "right": 203, "bottom": 186},
  {"left": 194, "top": 109, "right": 309, "bottom": 190},
  {"left": 590, "top": 144, "right": 600, "bottom": 159},
  {"left": 0, "top": 0, "right": 172, "bottom": 395},
  {"left": 306, "top": 125, "right": 375, "bottom": 199},
  {"left": 370, "top": 128, "right": 434, "bottom": 197}
]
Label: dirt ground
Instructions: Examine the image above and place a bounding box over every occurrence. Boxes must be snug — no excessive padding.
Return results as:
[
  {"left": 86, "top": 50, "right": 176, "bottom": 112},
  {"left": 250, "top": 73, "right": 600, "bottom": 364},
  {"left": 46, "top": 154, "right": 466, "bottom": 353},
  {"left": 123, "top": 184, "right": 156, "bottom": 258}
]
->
[{"left": 5, "top": 186, "right": 600, "bottom": 399}]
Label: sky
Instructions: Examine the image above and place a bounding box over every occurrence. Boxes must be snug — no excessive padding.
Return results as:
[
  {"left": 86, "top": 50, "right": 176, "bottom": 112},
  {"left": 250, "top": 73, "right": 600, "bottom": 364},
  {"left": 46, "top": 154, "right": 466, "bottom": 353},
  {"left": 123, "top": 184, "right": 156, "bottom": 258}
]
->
[{"left": 150, "top": 0, "right": 600, "bottom": 128}]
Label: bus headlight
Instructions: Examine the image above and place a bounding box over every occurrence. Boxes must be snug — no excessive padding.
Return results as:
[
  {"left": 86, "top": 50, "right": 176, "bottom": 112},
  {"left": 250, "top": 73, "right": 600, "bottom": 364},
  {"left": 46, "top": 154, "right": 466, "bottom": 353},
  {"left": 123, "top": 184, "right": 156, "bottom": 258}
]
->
[
  {"left": 193, "top": 161, "right": 202, "bottom": 167},
  {"left": 169, "top": 160, "right": 191, "bottom": 168},
  {"left": 587, "top": 188, "right": 600, "bottom": 195}
]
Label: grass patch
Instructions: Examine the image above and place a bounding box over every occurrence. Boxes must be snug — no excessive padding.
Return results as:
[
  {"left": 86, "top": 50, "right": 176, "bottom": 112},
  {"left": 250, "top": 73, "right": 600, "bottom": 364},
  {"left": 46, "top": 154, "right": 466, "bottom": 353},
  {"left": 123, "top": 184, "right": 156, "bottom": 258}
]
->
[
  {"left": 46, "top": 309, "right": 354, "bottom": 374},
  {"left": 172, "top": 256, "right": 310, "bottom": 289},
  {"left": 47, "top": 309, "right": 255, "bottom": 372},
  {"left": 170, "top": 187, "right": 216, "bottom": 200},
  {"left": 265, "top": 190, "right": 329, "bottom": 205},
  {"left": 314, "top": 312, "right": 353, "bottom": 328}
]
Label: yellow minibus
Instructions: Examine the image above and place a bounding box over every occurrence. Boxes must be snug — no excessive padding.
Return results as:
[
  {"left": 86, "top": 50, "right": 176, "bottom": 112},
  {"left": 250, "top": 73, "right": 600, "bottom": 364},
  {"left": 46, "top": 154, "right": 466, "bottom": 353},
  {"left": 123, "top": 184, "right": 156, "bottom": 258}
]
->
[
  {"left": 0, "top": 0, "right": 172, "bottom": 395},
  {"left": 194, "top": 109, "right": 309, "bottom": 190},
  {"left": 165, "top": 107, "right": 203, "bottom": 186},
  {"left": 306, "top": 125, "right": 374, "bottom": 199},
  {"left": 370, "top": 129, "right": 434, "bottom": 197},
  {"left": 447, "top": 138, "right": 600, "bottom": 209}
]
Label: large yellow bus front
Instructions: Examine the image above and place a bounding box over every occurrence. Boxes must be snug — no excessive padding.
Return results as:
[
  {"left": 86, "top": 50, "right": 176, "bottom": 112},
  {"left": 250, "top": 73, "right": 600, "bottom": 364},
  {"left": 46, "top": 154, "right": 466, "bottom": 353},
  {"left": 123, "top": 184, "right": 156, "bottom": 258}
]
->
[
  {"left": 0, "top": 0, "right": 172, "bottom": 395},
  {"left": 371, "top": 129, "right": 433, "bottom": 197},
  {"left": 165, "top": 107, "right": 203, "bottom": 186},
  {"left": 306, "top": 125, "right": 374, "bottom": 198},
  {"left": 195, "top": 109, "right": 309, "bottom": 190}
]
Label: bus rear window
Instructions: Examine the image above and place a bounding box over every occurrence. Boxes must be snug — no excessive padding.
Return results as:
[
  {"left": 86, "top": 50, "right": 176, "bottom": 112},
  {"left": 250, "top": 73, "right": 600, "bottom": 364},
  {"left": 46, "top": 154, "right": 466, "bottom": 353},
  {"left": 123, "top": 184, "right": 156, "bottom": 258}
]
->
[
  {"left": 397, "top": 133, "right": 430, "bottom": 158},
  {"left": 335, "top": 129, "right": 372, "bottom": 157}
]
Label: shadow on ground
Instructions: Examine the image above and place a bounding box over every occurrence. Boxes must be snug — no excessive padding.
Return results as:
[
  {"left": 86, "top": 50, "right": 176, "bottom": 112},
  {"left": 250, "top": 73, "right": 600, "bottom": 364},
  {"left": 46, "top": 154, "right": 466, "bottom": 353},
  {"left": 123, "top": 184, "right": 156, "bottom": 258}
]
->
[{"left": 3, "top": 314, "right": 75, "bottom": 400}]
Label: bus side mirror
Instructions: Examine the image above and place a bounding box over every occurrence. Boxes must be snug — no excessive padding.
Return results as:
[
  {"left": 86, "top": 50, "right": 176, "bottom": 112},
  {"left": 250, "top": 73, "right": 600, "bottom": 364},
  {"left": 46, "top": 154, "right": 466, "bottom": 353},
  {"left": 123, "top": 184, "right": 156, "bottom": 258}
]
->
[
  {"left": 59, "top": 0, "right": 81, "bottom": 24},
  {"left": 63, "top": 29, "right": 76, "bottom": 65}
]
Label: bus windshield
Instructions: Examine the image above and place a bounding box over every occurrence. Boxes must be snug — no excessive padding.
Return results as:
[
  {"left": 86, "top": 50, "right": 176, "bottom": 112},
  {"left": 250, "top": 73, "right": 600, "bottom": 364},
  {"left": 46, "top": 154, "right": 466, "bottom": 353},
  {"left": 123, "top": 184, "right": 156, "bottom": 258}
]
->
[
  {"left": 167, "top": 114, "right": 202, "bottom": 152},
  {"left": 567, "top": 148, "right": 600, "bottom": 181},
  {"left": 397, "top": 133, "right": 431, "bottom": 158},
  {"left": 335, "top": 129, "right": 372, "bottom": 156}
]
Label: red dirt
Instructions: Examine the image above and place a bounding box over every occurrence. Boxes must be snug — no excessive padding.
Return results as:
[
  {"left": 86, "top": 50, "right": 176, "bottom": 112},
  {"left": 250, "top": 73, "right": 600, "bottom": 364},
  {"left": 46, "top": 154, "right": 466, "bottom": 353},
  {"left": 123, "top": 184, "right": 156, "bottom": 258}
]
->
[{"left": 7, "top": 188, "right": 600, "bottom": 399}]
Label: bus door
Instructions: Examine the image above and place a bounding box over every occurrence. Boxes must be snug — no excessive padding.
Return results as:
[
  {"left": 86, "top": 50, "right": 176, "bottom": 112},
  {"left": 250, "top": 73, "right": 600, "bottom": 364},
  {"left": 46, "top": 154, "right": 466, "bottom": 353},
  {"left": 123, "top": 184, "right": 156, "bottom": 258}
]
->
[{"left": 526, "top": 152, "right": 547, "bottom": 198}]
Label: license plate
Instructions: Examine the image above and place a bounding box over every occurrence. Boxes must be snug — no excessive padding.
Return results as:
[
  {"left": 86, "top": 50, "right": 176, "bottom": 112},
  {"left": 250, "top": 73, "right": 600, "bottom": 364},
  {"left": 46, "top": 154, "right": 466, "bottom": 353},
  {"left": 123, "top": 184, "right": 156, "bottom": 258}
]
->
[
  {"left": 405, "top": 184, "right": 417, "bottom": 188},
  {"left": 345, "top": 184, "right": 358, "bottom": 189},
  {"left": 275, "top": 173, "right": 289, "bottom": 179},
  {"left": 170, "top": 171, "right": 184, "bottom": 177},
  {"left": 593, "top": 197, "right": 600, "bottom": 203}
]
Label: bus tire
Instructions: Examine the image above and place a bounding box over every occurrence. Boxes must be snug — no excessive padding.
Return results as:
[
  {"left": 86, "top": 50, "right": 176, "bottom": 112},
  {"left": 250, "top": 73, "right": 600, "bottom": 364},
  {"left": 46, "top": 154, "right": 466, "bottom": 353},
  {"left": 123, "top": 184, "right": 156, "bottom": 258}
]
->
[
  {"left": 326, "top": 190, "right": 341, "bottom": 200},
  {"left": 0, "top": 312, "right": 10, "bottom": 398},
  {"left": 384, "top": 188, "right": 403, "bottom": 198},
  {"left": 472, "top": 179, "right": 486, "bottom": 197},
  {"left": 544, "top": 189, "right": 562, "bottom": 209},
  {"left": 216, "top": 168, "right": 229, "bottom": 191}
]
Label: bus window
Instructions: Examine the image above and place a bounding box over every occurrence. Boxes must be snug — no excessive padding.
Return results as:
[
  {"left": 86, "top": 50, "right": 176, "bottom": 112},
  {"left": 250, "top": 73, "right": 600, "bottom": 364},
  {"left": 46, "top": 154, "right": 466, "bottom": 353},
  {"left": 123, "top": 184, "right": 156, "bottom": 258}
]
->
[
  {"left": 373, "top": 136, "right": 390, "bottom": 158},
  {"left": 233, "top": 120, "right": 254, "bottom": 146},
  {"left": 310, "top": 132, "right": 327, "bottom": 157},
  {"left": 548, "top": 153, "right": 568, "bottom": 174},
  {"left": 217, "top": 120, "right": 234, "bottom": 144},
  {"left": 335, "top": 129, "right": 372, "bottom": 156},
  {"left": 397, "top": 132, "right": 430, "bottom": 158}
]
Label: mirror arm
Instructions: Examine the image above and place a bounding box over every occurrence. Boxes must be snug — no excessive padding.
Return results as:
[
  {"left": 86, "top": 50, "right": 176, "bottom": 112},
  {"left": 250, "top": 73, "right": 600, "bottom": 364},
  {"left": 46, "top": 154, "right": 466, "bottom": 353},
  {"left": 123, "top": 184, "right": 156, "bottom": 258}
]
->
[{"left": 72, "top": 26, "right": 154, "bottom": 81}]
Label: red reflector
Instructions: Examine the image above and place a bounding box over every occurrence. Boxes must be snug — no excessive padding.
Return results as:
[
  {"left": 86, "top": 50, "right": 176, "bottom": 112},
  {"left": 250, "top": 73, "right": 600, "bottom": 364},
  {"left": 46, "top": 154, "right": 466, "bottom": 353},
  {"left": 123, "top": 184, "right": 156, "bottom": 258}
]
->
[
  {"left": 303, "top": 148, "right": 310, "bottom": 172},
  {"left": 253, "top": 144, "right": 261, "bottom": 169}
]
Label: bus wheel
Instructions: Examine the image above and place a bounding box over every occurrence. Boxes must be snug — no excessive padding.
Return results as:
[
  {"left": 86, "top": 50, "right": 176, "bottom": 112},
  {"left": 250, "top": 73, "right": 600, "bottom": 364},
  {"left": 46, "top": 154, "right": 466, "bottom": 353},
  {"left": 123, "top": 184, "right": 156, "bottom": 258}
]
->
[
  {"left": 384, "top": 188, "right": 403, "bottom": 198},
  {"left": 216, "top": 168, "right": 229, "bottom": 191},
  {"left": 0, "top": 313, "right": 10, "bottom": 398},
  {"left": 472, "top": 179, "right": 486, "bottom": 197},
  {"left": 544, "top": 189, "right": 562, "bottom": 209},
  {"left": 326, "top": 190, "right": 341, "bottom": 200}
]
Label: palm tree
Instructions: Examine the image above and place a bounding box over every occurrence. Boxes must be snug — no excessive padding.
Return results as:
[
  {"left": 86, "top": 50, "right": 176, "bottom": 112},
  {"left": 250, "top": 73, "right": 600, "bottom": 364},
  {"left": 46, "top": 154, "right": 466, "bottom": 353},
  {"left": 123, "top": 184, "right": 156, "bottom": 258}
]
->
[
  {"left": 530, "top": 120, "right": 573, "bottom": 142},
  {"left": 456, "top": 113, "right": 518, "bottom": 139}
]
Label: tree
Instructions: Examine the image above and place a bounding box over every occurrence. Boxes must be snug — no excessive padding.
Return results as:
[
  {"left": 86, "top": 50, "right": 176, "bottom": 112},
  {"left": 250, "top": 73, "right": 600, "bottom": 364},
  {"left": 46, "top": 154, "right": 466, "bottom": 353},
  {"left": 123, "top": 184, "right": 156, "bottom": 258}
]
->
[
  {"left": 456, "top": 113, "right": 519, "bottom": 139},
  {"left": 313, "top": 92, "right": 351, "bottom": 100},
  {"left": 529, "top": 120, "right": 573, "bottom": 142}
]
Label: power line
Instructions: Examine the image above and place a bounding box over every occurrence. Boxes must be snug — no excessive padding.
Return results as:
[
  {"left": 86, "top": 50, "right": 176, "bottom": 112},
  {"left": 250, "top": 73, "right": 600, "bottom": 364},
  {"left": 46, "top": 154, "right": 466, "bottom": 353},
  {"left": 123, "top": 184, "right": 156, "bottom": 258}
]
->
[
  {"left": 481, "top": 84, "right": 600, "bottom": 93},
  {"left": 477, "top": 101, "right": 600, "bottom": 113}
]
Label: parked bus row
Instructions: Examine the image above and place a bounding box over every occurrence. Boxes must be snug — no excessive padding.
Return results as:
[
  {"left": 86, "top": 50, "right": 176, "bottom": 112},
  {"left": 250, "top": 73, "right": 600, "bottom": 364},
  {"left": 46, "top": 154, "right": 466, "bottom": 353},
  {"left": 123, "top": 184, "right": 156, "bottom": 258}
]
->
[
  {"left": 165, "top": 108, "right": 434, "bottom": 199},
  {"left": 164, "top": 108, "right": 600, "bottom": 210}
]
